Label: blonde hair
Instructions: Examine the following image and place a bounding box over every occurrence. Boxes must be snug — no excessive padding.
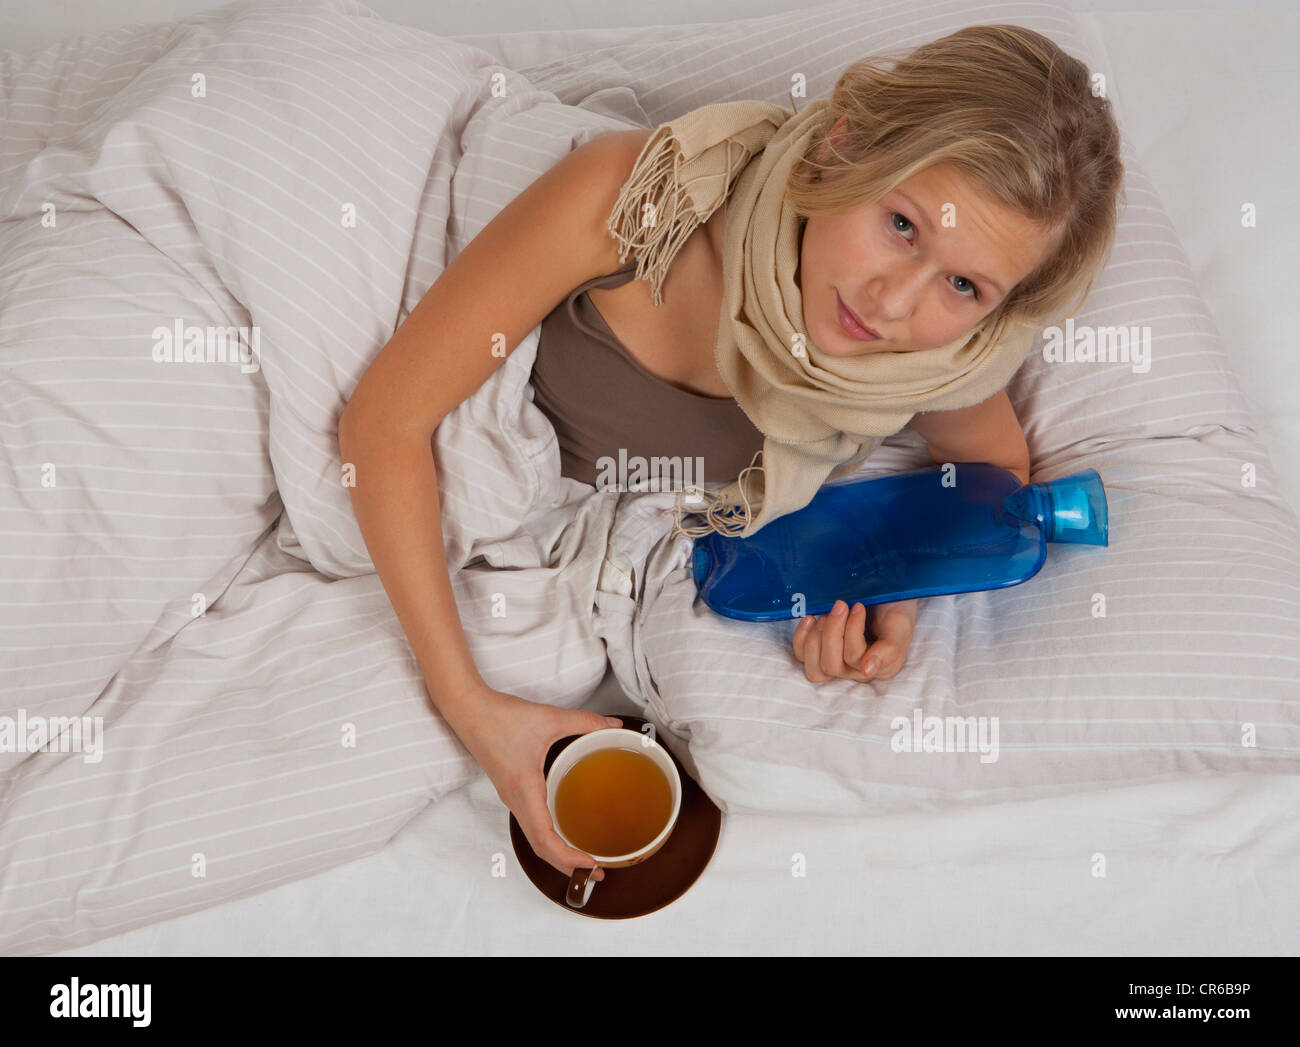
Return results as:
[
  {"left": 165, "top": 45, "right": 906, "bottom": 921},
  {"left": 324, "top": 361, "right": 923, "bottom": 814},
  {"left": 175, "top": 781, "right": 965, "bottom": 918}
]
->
[{"left": 787, "top": 24, "right": 1126, "bottom": 332}]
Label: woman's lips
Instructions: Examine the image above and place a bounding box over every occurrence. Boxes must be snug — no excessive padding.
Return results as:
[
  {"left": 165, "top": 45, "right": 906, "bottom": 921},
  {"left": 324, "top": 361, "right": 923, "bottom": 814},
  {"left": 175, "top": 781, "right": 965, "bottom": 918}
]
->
[{"left": 835, "top": 291, "right": 880, "bottom": 341}]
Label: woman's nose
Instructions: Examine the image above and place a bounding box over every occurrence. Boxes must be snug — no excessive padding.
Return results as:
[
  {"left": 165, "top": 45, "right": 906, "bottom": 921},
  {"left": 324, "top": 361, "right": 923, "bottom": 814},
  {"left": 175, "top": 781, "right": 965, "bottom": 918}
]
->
[{"left": 868, "top": 267, "right": 926, "bottom": 320}]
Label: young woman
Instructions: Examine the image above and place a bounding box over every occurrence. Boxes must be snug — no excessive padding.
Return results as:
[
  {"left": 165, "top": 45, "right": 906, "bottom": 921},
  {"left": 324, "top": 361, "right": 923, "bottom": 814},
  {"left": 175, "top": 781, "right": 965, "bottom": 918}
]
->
[{"left": 338, "top": 25, "right": 1124, "bottom": 884}]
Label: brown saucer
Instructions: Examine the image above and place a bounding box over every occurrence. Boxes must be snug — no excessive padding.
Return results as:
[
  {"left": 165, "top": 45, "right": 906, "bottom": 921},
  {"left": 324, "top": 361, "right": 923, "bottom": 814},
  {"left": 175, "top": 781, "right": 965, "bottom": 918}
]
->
[{"left": 509, "top": 714, "right": 722, "bottom": 919}]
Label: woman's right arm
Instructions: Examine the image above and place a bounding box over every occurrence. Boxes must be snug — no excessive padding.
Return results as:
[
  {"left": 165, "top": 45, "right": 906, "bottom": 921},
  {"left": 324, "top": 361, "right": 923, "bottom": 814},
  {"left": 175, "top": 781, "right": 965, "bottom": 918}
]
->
[
  {"left": 336, "top": 130, "right": 652, "bottom": 878},
  {"left": 337, "top": 129, "right": 648, "bottom": 725}
]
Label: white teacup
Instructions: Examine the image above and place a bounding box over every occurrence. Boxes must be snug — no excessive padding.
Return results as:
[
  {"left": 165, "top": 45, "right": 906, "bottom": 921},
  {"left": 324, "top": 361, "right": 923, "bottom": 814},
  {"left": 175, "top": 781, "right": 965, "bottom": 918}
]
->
[{"left": 545, "top": 728, "right": 682, "bottom": 909}]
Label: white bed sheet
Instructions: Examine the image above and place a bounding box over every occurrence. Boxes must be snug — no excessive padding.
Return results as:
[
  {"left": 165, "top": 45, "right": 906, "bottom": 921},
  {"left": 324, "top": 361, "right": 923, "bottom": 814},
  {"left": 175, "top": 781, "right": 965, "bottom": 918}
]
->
[{"left": 50, "top": 8, "right": 1300, "bottom": 956}]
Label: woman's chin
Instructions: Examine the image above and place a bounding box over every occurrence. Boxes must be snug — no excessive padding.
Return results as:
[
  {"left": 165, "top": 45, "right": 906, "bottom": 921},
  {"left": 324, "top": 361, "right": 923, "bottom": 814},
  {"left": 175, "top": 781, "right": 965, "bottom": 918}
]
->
[{"left": 816, "top": 327, "right": 868, "bottom": 358}]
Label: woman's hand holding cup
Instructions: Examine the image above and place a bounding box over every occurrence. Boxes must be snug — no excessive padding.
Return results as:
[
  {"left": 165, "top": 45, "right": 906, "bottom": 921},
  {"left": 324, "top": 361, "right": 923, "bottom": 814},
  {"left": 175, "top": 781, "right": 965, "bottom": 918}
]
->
[{"left": 449, "top": 685, "right": 622, "bottom": 886}]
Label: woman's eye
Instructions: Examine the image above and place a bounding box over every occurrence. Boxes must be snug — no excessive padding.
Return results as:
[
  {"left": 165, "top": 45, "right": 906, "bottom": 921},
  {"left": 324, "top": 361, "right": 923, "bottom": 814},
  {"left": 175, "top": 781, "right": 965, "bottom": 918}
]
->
[
  {"left": 950, "top": 275, "right": 978, "bottom": 299},
  {"left": 889, "top": 211, "right": 980, "bottom": 301}
]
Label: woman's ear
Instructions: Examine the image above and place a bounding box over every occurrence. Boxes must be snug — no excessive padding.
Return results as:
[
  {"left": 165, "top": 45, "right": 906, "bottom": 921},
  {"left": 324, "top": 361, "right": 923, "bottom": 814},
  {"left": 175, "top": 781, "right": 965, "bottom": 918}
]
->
[{"left": 814, "top": 115, "right": 850, "bottom": 169}]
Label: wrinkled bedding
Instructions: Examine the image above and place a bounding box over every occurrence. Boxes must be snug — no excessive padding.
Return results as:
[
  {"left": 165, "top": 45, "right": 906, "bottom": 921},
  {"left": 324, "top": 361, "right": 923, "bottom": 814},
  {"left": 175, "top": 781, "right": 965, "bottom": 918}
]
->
[{"left": 0, "top": 0, "right": 652, "bottom": 953}]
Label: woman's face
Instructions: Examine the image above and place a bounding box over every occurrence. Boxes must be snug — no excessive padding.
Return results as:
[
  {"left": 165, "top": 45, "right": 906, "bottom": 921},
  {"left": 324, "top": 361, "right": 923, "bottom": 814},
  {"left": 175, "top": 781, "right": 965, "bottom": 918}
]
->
[{"left": 798, "top": 120, "right": 1060, "bottom": 357}]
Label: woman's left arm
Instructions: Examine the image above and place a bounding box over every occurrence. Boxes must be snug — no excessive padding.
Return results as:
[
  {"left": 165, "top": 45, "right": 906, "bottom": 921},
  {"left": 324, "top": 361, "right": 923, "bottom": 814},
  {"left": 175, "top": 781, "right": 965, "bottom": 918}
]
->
[
  {"left": 791, "top": 390, "right": 1030, "bottom": 684},
  {"left": 907, "top": 388, "right": 1031, "bottom": 486}
]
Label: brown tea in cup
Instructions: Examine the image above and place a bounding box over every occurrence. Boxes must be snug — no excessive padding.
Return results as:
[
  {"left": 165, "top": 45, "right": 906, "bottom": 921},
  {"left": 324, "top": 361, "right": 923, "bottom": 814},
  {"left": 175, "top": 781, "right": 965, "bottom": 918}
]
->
[{"left": 554, "top": 747, "right": 673, "bottom": 857}]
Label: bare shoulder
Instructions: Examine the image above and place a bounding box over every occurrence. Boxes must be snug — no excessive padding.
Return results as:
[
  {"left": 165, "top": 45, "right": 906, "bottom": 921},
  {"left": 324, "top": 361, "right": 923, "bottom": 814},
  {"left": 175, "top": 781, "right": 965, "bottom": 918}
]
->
[
  {"left": 580, "top": 129, "right": 655, "bottom": 269},
  {"left": 578, "top": 128, "right": 655, "bottom": 184},
  {"left": 592, "top": 127, "right": 655, "bottom": 154}
]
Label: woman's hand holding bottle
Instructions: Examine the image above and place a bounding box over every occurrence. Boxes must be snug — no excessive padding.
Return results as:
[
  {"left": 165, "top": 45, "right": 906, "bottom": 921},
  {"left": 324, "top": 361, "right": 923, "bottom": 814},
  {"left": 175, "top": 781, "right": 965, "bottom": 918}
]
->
[{"left": 792, "top": 598, "right": 920, "bottom": 684}]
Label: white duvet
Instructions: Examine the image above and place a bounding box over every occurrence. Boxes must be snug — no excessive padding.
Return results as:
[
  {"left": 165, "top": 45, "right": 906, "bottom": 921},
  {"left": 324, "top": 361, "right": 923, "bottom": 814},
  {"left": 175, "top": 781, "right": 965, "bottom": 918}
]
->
[{"left": 0, "top": 0, "right": 655, "bottom": 952}]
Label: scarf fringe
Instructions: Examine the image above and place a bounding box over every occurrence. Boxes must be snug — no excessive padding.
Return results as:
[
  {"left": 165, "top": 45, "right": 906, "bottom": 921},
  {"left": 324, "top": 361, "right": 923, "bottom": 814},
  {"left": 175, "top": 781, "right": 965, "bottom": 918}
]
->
[
  {"left": 606, "top": 126, "right": 743, "bottom": 308},
  {"left": 659, "top": 449, "right": 767, "bottom": 540}
]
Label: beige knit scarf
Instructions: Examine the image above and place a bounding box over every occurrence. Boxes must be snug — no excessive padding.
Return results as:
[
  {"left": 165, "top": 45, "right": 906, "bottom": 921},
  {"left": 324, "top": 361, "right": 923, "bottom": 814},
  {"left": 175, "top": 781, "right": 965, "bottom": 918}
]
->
[{"left": 605, "top": 95, "right": 1038, "bottom": 540}]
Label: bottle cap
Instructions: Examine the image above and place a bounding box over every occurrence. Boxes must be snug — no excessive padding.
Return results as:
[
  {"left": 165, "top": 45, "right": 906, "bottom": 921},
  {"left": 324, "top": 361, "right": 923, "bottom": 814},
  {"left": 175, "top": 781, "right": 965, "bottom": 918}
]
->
[{"left": 1039, "top": 469, "right": 1108, "bottom": 546}]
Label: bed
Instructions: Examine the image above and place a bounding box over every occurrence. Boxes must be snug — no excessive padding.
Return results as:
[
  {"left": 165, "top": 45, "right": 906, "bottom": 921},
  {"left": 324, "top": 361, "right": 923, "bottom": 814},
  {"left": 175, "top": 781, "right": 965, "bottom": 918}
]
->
[{"left": 2, "top": 0, "right": 1296, "bottom": 955}]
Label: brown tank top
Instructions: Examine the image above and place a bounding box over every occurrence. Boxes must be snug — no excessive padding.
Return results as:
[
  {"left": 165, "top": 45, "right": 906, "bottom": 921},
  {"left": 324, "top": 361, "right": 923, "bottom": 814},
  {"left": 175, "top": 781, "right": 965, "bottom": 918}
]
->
[{"left": 530, "top": 261, "right": 765, "bottom": 490}]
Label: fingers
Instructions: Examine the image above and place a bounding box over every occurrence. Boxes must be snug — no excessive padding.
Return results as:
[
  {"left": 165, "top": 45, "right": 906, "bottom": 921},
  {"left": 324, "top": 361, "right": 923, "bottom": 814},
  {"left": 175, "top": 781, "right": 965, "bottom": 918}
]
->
[
  {"left": 794, "top": 599, "right": 917, "bottom": 684},
  {"left": 546, "top": 832, "right": 606, "bottom": 882},
  {"left": 521, "top": 769, "right": 605, "bottom": 883},
  {"left": 793, "top": 613, "right": 821, "bottom": 674},
  {"left": 552, "top": 832, "right": 606, "bottom": 883},
  {"left": 843, "top": 601, "right": 869, "bottom": 671},
  {"left": 793, "top": 613, "right": 827, "bottom": 682},
  {"left": 818, "top": 602, "right": 844, "bottom": 677},
  {"left": 819, "top": 600, "right": 851, "bottom": 678},
  {"left": 794, "top": 601, "right": 870, "bottom": 684},
  {"left": 862, "top": 599, "right": 920, "bottom": 680}
]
